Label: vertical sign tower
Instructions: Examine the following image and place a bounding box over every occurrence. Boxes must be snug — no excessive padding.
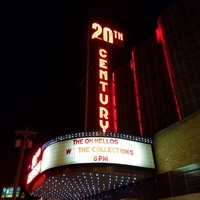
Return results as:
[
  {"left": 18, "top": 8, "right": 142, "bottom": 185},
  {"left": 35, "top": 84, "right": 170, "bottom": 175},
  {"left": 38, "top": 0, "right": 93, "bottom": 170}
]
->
[{"left": 85, "top": 22, "right": 124, "bottom": 133}]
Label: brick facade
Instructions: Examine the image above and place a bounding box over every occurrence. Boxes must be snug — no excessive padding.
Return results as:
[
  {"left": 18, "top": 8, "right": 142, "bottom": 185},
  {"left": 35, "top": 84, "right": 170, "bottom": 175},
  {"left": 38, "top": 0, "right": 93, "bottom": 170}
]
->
[{"left": 153, "top": 111, "right": 200, "bottom": 174}]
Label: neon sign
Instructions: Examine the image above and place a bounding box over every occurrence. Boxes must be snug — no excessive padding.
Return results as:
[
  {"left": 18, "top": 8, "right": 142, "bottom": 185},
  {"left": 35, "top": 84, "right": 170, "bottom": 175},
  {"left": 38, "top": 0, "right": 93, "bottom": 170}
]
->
[
  {"left": 86, "top": 22, "right": 124, "bottom": 132},
  {"left": 27, "top": 161, "right": 41, "bottom": 184},
  {"left": 99, "top": 48, "right": 109, "bottom": 132},
  {"left": 27, "top": 148, "right": 42, "bottom": 184},
  {"left": 91, "top": 23, "right": 124, "bottom": 47},
  {"left": 31, "top": 148, "right": 41, "bottom": 169}
]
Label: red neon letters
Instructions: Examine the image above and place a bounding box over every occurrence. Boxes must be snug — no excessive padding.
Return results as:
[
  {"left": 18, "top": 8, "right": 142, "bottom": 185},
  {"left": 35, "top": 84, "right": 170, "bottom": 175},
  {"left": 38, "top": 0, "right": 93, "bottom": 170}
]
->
[{"left": 99, "top": 49, "right": 109, "bottom": 132}]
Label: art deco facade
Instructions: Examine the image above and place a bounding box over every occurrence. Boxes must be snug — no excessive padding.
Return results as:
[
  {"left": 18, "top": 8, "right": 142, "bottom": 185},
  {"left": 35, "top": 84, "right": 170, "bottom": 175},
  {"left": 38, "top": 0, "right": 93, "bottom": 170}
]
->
[
  {"left": 114, "top": 0, "right": 200, "bottom": 138},
  {"left": 112, "top": 0, "right": 200, "bottom": 198}
]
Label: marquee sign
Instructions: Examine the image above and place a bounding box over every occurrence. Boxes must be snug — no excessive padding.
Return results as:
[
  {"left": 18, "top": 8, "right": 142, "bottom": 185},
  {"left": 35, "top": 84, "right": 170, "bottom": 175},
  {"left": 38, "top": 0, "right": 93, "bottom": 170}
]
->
[{"left": 41, "top": 137, "right": 155, "bottom": 172}]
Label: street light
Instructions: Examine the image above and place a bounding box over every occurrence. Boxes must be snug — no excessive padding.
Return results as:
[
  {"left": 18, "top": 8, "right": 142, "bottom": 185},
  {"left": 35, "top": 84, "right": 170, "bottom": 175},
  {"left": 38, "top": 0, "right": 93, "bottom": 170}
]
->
[{"left": 12, "top": 127, "right": 37, "bottom": 200}]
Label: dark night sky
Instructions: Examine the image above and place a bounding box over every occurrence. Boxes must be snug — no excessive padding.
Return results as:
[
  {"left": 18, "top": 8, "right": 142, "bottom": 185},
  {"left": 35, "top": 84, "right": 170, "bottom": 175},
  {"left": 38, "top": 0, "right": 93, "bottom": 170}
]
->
[{"left": 0, "top": 0, "right": 180, "bottom": 191}]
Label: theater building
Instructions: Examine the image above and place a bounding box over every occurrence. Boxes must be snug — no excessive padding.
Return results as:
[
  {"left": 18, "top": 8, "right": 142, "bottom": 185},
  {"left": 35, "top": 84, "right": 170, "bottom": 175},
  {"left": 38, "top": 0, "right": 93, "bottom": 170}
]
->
[{"left": 26, "top": 0, "right": 200, "bottom": 199}]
